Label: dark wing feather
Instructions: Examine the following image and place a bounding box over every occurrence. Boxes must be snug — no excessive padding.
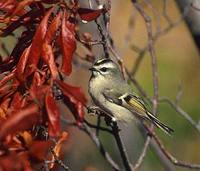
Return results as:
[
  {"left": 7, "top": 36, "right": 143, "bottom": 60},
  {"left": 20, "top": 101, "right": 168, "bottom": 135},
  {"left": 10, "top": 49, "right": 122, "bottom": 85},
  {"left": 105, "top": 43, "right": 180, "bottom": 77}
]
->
[
  {"left": 102, "top": 89, "right": 122, "bottom": 105},
  {"left": 121, "top": 94, "right": 174, "bottom": 135}
]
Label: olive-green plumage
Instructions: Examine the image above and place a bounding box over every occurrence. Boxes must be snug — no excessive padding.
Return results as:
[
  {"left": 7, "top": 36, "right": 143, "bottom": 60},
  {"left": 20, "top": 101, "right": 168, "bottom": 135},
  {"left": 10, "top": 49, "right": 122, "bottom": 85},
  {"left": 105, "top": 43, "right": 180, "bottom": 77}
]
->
[{"left": 89, "top": 58, "right": 174, "bottom": 135}]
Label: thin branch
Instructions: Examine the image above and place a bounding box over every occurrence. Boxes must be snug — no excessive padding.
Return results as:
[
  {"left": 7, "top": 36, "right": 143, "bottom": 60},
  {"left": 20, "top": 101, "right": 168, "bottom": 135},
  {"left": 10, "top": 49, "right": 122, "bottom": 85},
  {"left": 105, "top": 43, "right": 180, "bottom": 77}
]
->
[
  {"left": 149, "top": 127, "right": 200, "bottom": 169},
  {"left": 131, "top": 2, "right": 159, "bottom": 170},
  {"left": 132, "top": 137, "right": 151, "bottom": 170},
  {"left": 132, "top": 2, "right": 159, "bottom": 108},
  {"left": 175, "top": 81, "right": 183, "bottom": 105},
  {"left": 81, "top": 123, "right": 121, "bottom": 171},
  {"left": 61, "top": 117, "right": 120, "bottom": 171},
  {"left": 163, "top": 0, "right": 173, "bottom": 25},
  {"left": 111, "top": 122, "right": 132, "bottom": 171},
  {"left": 130, "top": 3, "right": 190, "bottom": 76},
  {"left": 159, "top": 97, "right": 200, "bottom": 133},
  {"left": 83, "top": 119, "right": 113, "bottom": 134},
  {"left": 51, "top": 150, "right": 71, "bottom": 171}
]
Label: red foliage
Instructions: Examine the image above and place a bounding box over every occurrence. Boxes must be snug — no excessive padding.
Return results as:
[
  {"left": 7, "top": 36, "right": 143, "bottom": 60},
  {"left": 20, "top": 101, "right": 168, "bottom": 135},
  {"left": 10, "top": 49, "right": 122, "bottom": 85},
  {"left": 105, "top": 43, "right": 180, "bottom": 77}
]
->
[
  {"left": 25, "top": 7, "right": 54, "bottom": 76},
  {"left": 45, "top": 90, "right": 60, "bottom": 137},
  {"left": 0, "top": 104, "right": 40, "bottom": 141},
  {"left": 56, "top": 80, "right": 87, "bottom": 122},
  {"left": 29, "top": 140, "right": 53, "bottom": 162},
  {"left": 78, "top": 7, "right": 105, "bottom": 22},
  {"left": 60, "top": 11, "right": 76, "bottom": 75},
  {"left": 0, "top": 0, "right": 105, "bottom": 170}
]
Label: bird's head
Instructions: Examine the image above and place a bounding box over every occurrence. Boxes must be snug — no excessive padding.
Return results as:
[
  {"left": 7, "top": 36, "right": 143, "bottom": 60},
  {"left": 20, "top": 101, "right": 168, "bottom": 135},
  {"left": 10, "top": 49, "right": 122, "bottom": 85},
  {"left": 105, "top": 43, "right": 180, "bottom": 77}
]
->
[{"left": 89, "top": 58, "right": 122, "bottom": 79}]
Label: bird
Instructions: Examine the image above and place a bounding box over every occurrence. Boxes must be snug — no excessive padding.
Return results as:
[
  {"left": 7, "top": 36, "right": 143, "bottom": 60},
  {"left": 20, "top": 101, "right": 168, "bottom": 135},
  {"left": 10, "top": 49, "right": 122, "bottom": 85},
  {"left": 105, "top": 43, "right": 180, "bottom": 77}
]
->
[{"left": 88, "top": 58, "right": 174, "bottom": 135}]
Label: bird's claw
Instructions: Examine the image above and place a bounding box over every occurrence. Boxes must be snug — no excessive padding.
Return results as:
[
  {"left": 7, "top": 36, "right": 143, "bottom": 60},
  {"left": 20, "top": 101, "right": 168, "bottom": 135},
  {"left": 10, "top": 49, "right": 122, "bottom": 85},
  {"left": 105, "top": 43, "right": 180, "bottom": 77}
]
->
[{"left": 87, "top": 106, "right": 101, "bottom": 116}]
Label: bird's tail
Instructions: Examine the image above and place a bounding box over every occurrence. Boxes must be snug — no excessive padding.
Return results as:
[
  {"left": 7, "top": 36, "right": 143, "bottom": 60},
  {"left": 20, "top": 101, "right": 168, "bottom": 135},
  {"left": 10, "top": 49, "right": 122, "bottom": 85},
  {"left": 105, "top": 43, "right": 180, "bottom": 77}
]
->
[{"left": 147, "top": 112, "right": 174, "bottom": 135}]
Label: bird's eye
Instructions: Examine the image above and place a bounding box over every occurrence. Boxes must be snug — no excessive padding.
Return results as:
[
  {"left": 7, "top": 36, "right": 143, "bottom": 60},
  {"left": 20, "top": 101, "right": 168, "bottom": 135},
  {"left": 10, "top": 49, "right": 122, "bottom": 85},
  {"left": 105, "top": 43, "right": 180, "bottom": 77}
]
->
[{"left": 100, "top": 67, "right": 108, "bottom": 72}]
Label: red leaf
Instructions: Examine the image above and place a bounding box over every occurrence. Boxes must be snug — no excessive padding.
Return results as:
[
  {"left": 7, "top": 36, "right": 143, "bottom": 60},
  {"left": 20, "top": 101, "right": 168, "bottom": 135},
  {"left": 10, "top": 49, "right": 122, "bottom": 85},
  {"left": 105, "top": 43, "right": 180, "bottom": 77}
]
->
[
  {"left": 0, "top": 0, "right": 16, "bottom": 12},
  {"left": 0, "top": 152, "right": 32, "bottom": 171},
  {"left": 42, "top": 43, "right": 58, "bottom": 79},
  {"left": 60, "top": 11, "right": 76, "bottom": 75},
  {"left": 55, "top": 80, "right": 87, "bottom": 105},
  {"left": 10, "top": 92, "right": 24, "bottom": 111},
  {"left": 0, "top": 104, "right": 40, "bottom": 140},
  {"left": 25, "top": 7, "right": 54, "bottom": 76},
  {"left": 16, "top": 45, "right": 31, "bottom": 81},
  {"left": 1, "top": 9, "right": 43, "bottom": 37},
  {"left": 29, "top": 140, "right": 52, "bottom": 162},
  {"left": 49, "top": 131, "right": 68, "bottom": 168},
  {"left": 0, "top": 98, "right": 10, "bottom": 119},
  {"left": 41, "top": 12, "right": 62, "bottom": 79},
  {"left": 44, "top": 11, "right": 62, "bottom": 44},
  {"left": 78, "top": 8, "right": 104, "bottom": 22},
  {"left": 0, "top": 84, "right": 11, "bottom": 95},
  {"left": 45, "top": 90, "right": 60, "bottom": 137},
  {"left": 31, "top": 71, "right": 45, "bottom": 87},
  {"left": 29, "top": 85, "right": 49, "bottom": 105},
  {"left": 55, "top": 80, "right": 87, "bottom": 122},
  {"left": 29, "top": 72, "right": 49, "bottom": 105},
  {"left": 10, "top": 0, "right": 35, "bottom": 17}
]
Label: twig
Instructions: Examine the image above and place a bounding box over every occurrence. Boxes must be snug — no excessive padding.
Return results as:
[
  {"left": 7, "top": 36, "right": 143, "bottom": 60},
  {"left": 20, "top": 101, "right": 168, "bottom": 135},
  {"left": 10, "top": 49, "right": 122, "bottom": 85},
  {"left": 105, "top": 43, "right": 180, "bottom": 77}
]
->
[
  {"left": 163, "top": 0, "right": 173, "bottom": 25},
  {"left": 81, "top": 123, "right": 121, "bottom": 171},
  {"left": 131, "top": 2, "right": 159, "bottom": 170},
  {"left": 111, "top": 122, "right": 132, "bottom": 171},
  {"left": 83, "top": 119, "right": 113, "bottom": 134},
  {"left": 159, "top": 97, "right": 200, "bottom": 133},
  {"left": 121, "top": 10, "right": 137, "bottom": 56},
  {"left": 95, "top": 16, "right": 109, "bottom": 58},
  {"left": 175, "top": 81, "right": 183, "bottom": 105},
  {"left": 144, "top": 0, "right": 161, "bottom": 34},
  {"left": 132, "top": 2, "right": 159, "bottom": 108},
  {"left": 61, "top": 117, "right": 120, "bottom": 171},
  {"left": 51, "top": 149, "right": 71, "bottom": 171},
  {"left": 150, "top": 127, "right": 200, "bottom": 169},
  {"left": 130, "top": 2, "right": 190, "bottom": 76},
  {"left": 132, "top": 137, "right": 151, "bottom": 170}
]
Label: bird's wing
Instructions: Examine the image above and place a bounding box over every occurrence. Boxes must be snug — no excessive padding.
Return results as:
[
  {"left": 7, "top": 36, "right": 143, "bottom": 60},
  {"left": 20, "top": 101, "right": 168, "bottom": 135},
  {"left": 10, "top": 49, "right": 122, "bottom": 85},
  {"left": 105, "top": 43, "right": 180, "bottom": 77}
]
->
[
  {"left": 119, "top": 93, "right": 174, "bottom": 134},
  {"left": 102, "top": 89, "right": 148, "bottom": 117},
  {"left": 102, "top": 89, "right": 123, "bottom": 105},
  {"left": 118, "top": 93, "right": 149, "bottom": 118},
  {"left": 103, "top": 89, "right": 174, "bottom": 134}
]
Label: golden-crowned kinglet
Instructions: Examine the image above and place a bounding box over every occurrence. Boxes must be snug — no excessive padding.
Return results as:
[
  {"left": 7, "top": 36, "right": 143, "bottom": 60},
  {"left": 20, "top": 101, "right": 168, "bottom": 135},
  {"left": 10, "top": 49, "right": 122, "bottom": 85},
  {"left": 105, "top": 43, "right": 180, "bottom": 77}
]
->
[{"left": 88, "top": 58, "right": 173, "bottom": 135}]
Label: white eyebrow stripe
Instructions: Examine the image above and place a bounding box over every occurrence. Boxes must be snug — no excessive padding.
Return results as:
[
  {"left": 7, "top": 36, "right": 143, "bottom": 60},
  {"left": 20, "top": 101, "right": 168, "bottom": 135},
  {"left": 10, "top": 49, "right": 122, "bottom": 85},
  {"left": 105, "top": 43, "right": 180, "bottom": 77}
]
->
[
  {"left": 94, "top": 58, "right": 113, "bottom": 66},
  {"left": 99, "top": 62, "right": 115, "bottom": 69},
  {"left": 96, "top": 58, "right": 106, "bottom": 64}
]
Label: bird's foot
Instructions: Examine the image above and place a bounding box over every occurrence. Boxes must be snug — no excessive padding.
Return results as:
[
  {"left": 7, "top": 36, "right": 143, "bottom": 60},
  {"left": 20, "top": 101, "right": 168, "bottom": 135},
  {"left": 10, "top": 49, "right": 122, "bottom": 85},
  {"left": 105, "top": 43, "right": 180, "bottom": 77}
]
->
[
  {"left": 104, "top": 115, "right": 119, "bottom": 129},
  {"left": 87, "top": 106, "right": 102, "bottom": 116}
]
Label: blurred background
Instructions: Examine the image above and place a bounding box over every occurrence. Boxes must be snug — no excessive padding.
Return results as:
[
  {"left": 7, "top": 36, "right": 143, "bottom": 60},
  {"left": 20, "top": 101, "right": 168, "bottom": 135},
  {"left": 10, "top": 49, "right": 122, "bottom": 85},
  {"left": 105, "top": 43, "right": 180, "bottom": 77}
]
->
[{"left": 1, "top": 0, "right": 200, "bottom": 171}]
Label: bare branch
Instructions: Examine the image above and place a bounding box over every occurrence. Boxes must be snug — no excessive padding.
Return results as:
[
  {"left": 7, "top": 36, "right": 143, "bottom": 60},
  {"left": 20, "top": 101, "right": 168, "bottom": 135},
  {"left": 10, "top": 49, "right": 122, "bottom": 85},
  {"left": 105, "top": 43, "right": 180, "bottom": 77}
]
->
[
  {"left": 111, "top": 122, "right": 133, "bottom": 171},
  {"left": 51, "top": 150, "right": 71, "bottom": 171},
  {"left": 130, "top": 2, "right": 190, "bottom": 76},
  {"left": 61, "top": 117, "right": 120, "bottom": 171},
  {"left": 159, "top": 97, "right": 200, "bottom": 133},
  {"left": 81, "top": 123, "right": 121, "bottom": 171},
  {"left": 150, "top": 127, "right": 200, "bottom": 169},
  {"left": 132, "top": 137, "right": 151, "bottom": 171},
  {"left": 130, "top": 2, "right": 159, "bottom": 170}
]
